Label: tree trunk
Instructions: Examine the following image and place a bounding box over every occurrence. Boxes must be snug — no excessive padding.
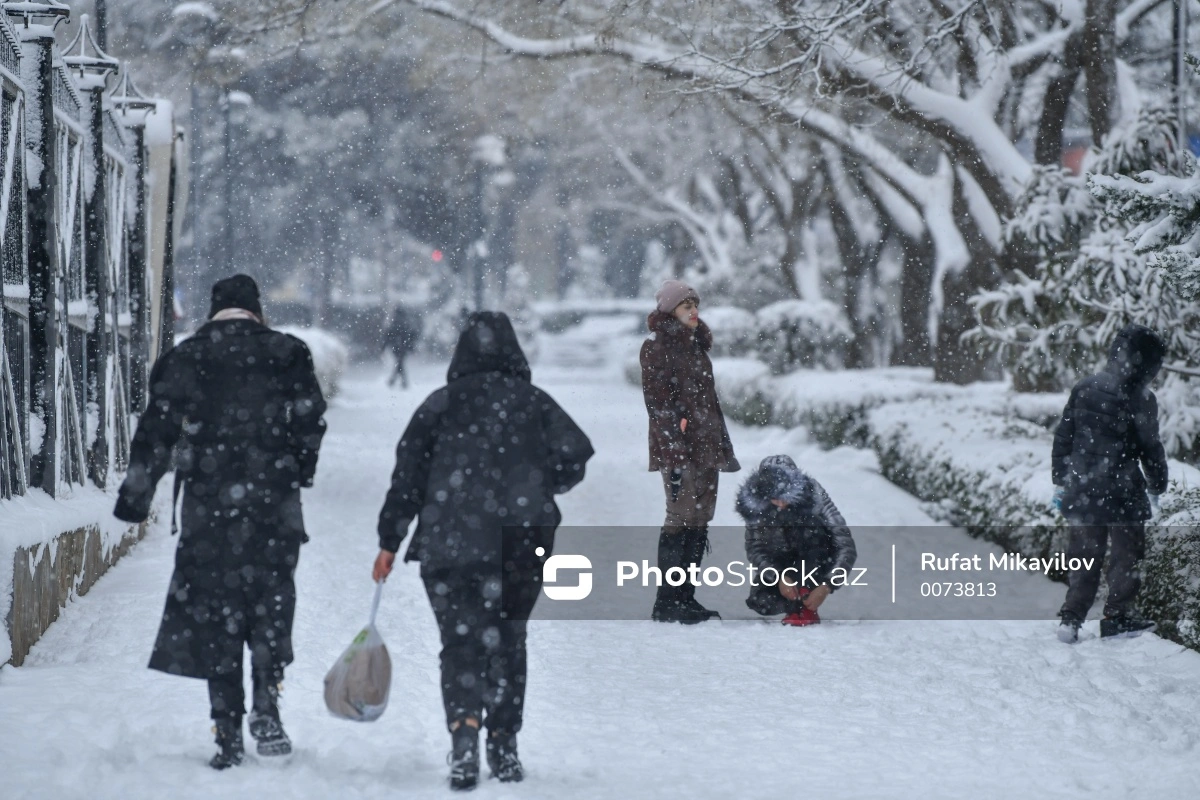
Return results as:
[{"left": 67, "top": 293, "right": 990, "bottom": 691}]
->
[
  {"left": 1084, "top": 0, "right": 1120, "bottom": 144},
  {"left": 891, "top": 235, "right": 935, "bottom": 367},
  {"left": 932, "top": 183, "right": 1001, "bottom": 384}
]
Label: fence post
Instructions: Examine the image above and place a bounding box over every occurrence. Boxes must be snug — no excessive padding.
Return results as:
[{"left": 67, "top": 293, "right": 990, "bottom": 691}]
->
[
  {"left": 7, "top": 3, "right": 70, "bottom": 496},
  {"left": 110, "top": 72, "right": 153, "bottom": 413},
  {"left": 64, "top": 15, "right": 118, "bottom": 486}
]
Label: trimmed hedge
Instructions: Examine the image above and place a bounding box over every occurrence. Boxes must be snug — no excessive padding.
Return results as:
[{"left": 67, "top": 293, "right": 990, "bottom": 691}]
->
[
  {"left": 868, "top": 398, "right": 1200, "bottom": 650},
  {"left": 694, "top": 355, "right": 1200, "bottom": 652}
]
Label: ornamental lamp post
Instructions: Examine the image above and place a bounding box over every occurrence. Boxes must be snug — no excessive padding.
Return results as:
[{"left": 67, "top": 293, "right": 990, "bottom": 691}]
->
[
  {"left": 63, "top": 13, "right": 118, "bottom": 485},
  {"left": 109, "top": 68, "right": 157, "bottom": 412}
]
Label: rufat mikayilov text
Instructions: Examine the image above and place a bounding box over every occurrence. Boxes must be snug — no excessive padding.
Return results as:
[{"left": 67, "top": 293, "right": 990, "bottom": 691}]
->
[
  {"left": 615, "top": 560, "right": 869, "bottom": 589},
  {"left": 921, "top": 552, "right": 1096, "bottom": 575}
]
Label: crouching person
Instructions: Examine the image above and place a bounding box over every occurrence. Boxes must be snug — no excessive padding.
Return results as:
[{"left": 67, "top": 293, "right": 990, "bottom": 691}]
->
[
  {"left": 113, "top": 275, "right": 327, "bottom": 769},
  {"left": 373, "top": 312, "right": 593, "bottom": 790},
  {"left": 736, "top": 456, "right": 856, "bottom": 626}
]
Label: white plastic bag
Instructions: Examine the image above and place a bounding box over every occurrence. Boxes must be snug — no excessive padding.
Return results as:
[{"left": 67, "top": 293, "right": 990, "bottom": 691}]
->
[{"left": 324, "top": 581, "right": 392, "bottom": 722}]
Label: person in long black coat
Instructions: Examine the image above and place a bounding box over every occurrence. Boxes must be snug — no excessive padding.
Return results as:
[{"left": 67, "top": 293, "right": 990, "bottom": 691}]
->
[
  {"left": 114, "top": 275, "right": 326, "bottom": 768},
  {"left": 1052, "top": 323, "right": 1169, "bottom": 643},
  {"left": 372, "top": 311, "right": 593, "bottom": 790}
]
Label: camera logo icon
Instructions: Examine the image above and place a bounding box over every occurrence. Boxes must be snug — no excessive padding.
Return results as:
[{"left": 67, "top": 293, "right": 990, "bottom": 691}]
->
[{"left": 537, "top": 547, "right": 593, "bottom": 601}]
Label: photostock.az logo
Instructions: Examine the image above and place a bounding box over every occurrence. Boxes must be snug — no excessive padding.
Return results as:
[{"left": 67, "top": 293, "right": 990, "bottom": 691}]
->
[{"left": 536, "top": 547, "right": 593, "bottom": 601}]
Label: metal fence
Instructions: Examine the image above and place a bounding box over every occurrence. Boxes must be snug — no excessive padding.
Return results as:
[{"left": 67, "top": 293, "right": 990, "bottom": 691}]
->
[{"left": 0, "top": 5, "right": 176, "bottom": 499}]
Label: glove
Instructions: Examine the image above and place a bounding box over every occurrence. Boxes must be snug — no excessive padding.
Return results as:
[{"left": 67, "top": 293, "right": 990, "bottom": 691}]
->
[
  {"left": 669, "top": 467, "right": 683, "bottom": 503},
  {"left": 1051, "top": 487, "right": 1065, "bottom": 514}
]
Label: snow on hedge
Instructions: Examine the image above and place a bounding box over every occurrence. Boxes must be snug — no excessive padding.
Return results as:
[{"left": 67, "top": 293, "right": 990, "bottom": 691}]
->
[
  {"left": 274, "top": 326, "right": 348, "bottom": 400},
  {"left": 702, "top": 306, "right": 758, "bottom": 358},
  {"left": 867, "top": 397, "right": 1200, "bottom": 650},
  {"left": 754, "top": 299, "right": 854, "bottom": 373},
  {"left": 699, "top": 356, "right": 1200, "bottom": 651},
  {"left": 711, "top": 362, "right": 1065, "bottom": 448}
]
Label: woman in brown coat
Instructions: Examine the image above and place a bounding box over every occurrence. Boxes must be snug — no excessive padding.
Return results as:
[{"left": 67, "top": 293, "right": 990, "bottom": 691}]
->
[{"left": 640, "top": 279, "right": 740, "bottom": 623}]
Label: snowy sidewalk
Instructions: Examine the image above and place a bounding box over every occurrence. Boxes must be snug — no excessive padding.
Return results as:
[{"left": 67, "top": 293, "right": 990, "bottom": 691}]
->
[{"left": 1, "top": 331, "right": 1197, "bottom": 799}]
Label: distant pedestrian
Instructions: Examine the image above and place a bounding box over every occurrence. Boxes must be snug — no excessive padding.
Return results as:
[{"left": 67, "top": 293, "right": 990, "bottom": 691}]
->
[
  {"left": 373, "top": 311, "right": 593, "bottom": 790},
  {"left": 113, "top": 275, "right": 327, "bottom": 769},
  {"left": 735, "top": 456, "right": 856, "bottom": 626},
  {"left": 385, "top": 305, "right": 420, "bottom": 388},
  {"left": 640, "top": 279, "right": 740, "bottom": 624},
  {"left": 1052, "top": 323, "right": 1169, "bottom": 643}
]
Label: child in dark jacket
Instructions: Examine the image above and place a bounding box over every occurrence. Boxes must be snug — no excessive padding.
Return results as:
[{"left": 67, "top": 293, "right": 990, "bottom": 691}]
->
[{"left": 735, "top": 455, "right": 857, "bottom": 626}]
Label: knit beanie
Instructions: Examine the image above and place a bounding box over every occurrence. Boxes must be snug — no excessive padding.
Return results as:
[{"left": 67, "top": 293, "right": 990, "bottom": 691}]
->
[
  {"left": 209, "top": 274, "right": 263, "bottom": 319},
  {"left": 655, "top": 279, "right": 699, "bottom": 313}
]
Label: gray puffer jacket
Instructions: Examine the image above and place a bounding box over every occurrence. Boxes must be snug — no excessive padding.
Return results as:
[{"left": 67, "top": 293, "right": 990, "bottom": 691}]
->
[{"left": 735, "top": 455, "right": 856, "bottom": 589}]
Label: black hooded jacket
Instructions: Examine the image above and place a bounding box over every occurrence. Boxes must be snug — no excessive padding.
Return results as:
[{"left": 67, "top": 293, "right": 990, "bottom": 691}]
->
[
  {"left": 1052, "top": 324, "right": 1169, "bottom": 523},
  {"left": 377, "top": 312, "right": 594, "bottom": 571}
]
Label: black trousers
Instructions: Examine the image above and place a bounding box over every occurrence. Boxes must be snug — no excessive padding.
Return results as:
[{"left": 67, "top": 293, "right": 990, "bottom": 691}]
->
[
  {"left": 1060, "top": 523, "right": 1146, "bottom": 620},
  {"left": 388, "top": 350, "right": 410, "bottom": 388},
  {"left": 208, "top": 656, "right": 283, "bottom": 721},
  {"left": 421, "top": 563, "right": 542, "bottom": 734}
]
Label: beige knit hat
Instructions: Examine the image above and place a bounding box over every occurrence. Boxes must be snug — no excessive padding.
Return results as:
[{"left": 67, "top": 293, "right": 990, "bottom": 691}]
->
[{"left": 655, "top": 279, "right": 699, "bottom": 313}]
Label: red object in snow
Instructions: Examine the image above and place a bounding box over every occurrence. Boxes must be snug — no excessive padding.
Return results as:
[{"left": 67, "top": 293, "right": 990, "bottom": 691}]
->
[
  {"left": 782, "top": 609, "right": 820, "bottom": 626},
  {"left": 782, "top": 587, "right": 820, "bottom": 626},
  {"left": 431, "top": 249, "right": 443, "bottom": 262}
]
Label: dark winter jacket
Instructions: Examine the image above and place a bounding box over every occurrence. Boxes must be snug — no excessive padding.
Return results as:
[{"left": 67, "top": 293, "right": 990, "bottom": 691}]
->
[
  {"left": 736, "top": 455, "right": 856, "bottom": 588},
  {"left": 377, "top": 312, "right": 594, "bottom": 572},
  {"left": 1052, "top": 324, "right": 1169, "bottom": 524},
  {"left": 114, "top": 318, "right": 327, "bottom": 678},
  {"left": 640, "top": 311, "right": 739, "bottom": 473}
]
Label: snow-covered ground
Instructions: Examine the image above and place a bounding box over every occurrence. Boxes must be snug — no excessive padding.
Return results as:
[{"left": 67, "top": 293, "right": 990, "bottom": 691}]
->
[{"left": 2, "top": 320, "right": 1197, "bottom": 798}]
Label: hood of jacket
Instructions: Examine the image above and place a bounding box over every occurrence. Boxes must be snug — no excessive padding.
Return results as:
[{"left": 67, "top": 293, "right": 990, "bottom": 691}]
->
[
  {"left": 735, "top": 455, "right": 814, "bottom": 519},
  {"left": 647, "top": 310, "right": 713, "bottom": 352},
  {"left": 1105, "top": 323, "right": 1167, "bottom": 387},
  {"left": 447, "top": 311, "right": 531, "bottom": 383}
]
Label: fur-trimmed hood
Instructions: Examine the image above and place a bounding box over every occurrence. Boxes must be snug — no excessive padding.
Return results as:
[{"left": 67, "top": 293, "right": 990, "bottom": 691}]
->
[
  {"left": 736, "top": 455, "right": 815, "bottom": 521},
  {"left": 647, "top": 310, "right": 713, "bottom": 353}
]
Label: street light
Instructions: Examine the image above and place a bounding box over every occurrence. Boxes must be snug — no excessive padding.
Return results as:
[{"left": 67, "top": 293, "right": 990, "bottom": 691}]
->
[
  {"left": 221, "top": 89, "right": 251, "bottom": 277},
  {"left": 470, "top": 135, "right": 507, "bottom": 311}
]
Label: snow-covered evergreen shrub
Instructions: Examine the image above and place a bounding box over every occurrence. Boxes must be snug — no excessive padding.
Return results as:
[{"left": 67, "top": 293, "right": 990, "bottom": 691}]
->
[
  {"left": 710, "top": 358, "right": 773, "bottom": 426},
  {"left": 702, "top": 306, "right": 757, "bottom": 357},
  {"left": 754, "top": 299, "right": 853, "bottom": 374},
  {"left": 867, "top": 398, "right": 1064, "bottom": 558},
  {"left": 970, "top": 109, "right": 1200, "bottom": 460}
]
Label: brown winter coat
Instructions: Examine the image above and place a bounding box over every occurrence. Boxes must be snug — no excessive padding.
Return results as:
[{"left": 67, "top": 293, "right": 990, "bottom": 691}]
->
[{"left": 640, "top": 311, "right": 740, "bottom": 473}]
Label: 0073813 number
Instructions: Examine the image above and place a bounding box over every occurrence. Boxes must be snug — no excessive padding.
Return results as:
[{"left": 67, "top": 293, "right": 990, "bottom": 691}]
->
[{"left": 919, "top": 582, "right": 997, "bottom": 598}]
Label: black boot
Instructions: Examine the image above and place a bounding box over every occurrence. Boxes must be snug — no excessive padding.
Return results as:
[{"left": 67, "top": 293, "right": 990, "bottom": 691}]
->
[
  {"left": 209, "top": 718, "right": 244, "bottom": 770},
  {"left": 651, "top": 529, "right": 686, "bottom": 623},
  {"left": 248, "top": 674, "right": 292, "bottom": 758},
  {"left": 1057, "top": 611, "right": 1082, "bottom": 644},
  {"left": 679, "top": 528, "right": 720, "bottom": 622},
  {"left": 486, "top": 731, "right": 523, "bottom": 783},
  {"left": 1100, "top": 615, "right": 1156, "bottom": 639},
  {"left": 449, "top": 724, "right": 480, "bottom": 791}
]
